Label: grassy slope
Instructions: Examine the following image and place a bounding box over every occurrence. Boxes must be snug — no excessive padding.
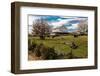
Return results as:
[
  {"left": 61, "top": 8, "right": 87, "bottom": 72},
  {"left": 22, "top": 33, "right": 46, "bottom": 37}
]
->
[{"left": 29, "top": 35, "right": 88, "bottom": 58}]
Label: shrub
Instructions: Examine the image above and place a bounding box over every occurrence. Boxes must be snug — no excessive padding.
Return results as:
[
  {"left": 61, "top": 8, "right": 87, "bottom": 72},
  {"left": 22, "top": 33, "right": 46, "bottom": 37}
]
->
[
  {"left": 70, "top": 42, "right": 78, "bottom": 49},
  {"left": 40, "top": 44, "right": 48, "bottom": 59},
  {"left": 34, "top": 44, "right": 41, "bottom": 57},
  {"left": 46, "top": 47, "right": 57, "bottom": 59},
  {"left": 40, "top": 46, "right": 58, "bottom": 60}
]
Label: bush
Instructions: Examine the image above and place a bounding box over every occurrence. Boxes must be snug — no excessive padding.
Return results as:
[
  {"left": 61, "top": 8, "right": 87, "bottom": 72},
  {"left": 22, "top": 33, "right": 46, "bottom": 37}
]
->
[
  {"left": 40, "top": 45, "right": 49, "bottom": 59},
  {"left": 46, "top": 47, "right": 58, "bottom": 59},
  {"left": 70, "top": 42, "right": 78, "bottom": 49},
  {"left": 40, "top": 46, "right": 58, "bottom": 60},
  {"left": 34, "top": 44, "right": 41, "bottom": 57}
]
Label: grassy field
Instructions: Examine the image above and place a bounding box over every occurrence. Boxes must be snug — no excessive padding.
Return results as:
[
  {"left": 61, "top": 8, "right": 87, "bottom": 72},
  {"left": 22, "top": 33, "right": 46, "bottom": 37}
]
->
[{"left": 29, "top": 35, "right": 88, "bottom": 59}]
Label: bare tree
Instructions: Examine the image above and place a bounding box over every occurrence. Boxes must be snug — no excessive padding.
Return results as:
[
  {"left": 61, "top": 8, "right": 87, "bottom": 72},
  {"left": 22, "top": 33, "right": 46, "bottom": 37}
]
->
[
  {"left": 78, "top": 20, "right": 88, "bottom": 35},
  {"left": 32, "top": 18, "right": 51, "bottom": 39}
]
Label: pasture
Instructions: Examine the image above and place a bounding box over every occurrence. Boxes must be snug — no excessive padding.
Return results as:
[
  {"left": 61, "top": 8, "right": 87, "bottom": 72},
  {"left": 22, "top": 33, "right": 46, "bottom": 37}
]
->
[{"left": 28, "top": 35, "right": 88, "bottom": 60}]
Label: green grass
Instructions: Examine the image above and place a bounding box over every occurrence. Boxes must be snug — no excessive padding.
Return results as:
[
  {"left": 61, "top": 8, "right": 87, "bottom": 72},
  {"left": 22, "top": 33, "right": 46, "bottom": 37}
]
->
[{"left": 29, "top": 35, "right": 88, "bottom": 58}]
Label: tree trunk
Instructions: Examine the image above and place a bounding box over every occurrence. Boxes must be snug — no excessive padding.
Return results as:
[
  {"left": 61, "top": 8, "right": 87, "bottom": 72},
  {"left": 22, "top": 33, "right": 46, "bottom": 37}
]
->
[{"left": 40, "top": 35, "right": 45, "bottom": 40}]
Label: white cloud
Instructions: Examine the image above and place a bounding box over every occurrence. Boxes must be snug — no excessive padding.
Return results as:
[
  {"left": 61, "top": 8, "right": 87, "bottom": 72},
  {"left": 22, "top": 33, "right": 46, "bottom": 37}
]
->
[
  {"left": 68, "top": 23, "right": 79, "bottom": 29},
  {"left": 51, "top": 18, "right": 75, "bottom": 28},
  {"left": 75, "top": 17, "right": 87, "bottom": 21},
  {"left": 60, "top": 16, "right": 76, "bottom": 19},
  {"left": 50, "top": 17, "right": 87, "bottom": 29}
]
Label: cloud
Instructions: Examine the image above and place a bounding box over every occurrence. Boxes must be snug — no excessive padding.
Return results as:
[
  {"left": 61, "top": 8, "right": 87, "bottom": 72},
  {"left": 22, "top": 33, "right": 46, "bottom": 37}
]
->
[
  {"left": 50, "top": 18, "right": 76, "bottom": 28},
  {"left": 68, "top": 23, "right": 79, "bottom": 29}
]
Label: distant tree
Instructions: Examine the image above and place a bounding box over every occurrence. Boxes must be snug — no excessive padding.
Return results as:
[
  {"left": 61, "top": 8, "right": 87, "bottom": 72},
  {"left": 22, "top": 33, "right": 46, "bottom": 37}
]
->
[
  {"left": 32, "top": 18, "right": 51, "bottom": 40},
  {"left": 78, "top": 20, "right": 88, "bottom": 35}
]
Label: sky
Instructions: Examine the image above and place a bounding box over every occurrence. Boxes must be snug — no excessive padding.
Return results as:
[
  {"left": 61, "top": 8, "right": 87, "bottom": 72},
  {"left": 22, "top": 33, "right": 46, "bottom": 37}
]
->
[{"left": 28, "top": 15, "right": 88, "bottom": 34}]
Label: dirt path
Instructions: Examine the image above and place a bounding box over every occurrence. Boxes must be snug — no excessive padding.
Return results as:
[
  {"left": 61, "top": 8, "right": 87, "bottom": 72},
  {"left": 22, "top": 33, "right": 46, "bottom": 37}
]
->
[{"left": 28, "top": 51, "right": 42, "bottom": 60}]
